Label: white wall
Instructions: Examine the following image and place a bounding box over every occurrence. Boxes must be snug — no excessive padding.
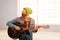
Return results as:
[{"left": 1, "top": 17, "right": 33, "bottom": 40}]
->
[
  {"left": 0, "top": 0, "right": 17, "bottom": 29},
  {"left": 18, "top": 0, "right": 60, "bottom": 25},
  {"left": 18, "top": 0, "right": 60, "bottom": 32}
]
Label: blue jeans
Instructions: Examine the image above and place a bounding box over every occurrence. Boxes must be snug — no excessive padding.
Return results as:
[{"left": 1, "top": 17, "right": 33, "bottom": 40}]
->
[{"left": 19, "top": 30, "right": 32, "bottom": 40}]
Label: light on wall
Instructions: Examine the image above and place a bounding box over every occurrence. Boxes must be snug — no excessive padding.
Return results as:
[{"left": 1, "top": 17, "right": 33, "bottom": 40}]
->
[{"left": 17, "top": 0, "right": 60, "bottom": 25}]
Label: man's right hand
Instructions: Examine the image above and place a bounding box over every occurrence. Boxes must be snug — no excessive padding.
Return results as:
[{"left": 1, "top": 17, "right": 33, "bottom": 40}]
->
[{"left": 14, "top": 26, "right": 21, "bottom": 30}]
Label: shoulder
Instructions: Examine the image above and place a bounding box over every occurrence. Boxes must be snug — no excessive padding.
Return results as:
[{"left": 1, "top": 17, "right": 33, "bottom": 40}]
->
[
  {"left": 30, "top": 17, "right": 35, "bottom": 21},
  {"left": 28, "top": 17, "right": 35, "bottom": 22},
  {"left": 12, "top": 17, "right": 22, "bottom": 21}
]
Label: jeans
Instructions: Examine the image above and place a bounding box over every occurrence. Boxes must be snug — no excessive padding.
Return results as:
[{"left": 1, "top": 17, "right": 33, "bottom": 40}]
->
[{"left": 19, "top": 30, "right": 32, "bottom": 40}]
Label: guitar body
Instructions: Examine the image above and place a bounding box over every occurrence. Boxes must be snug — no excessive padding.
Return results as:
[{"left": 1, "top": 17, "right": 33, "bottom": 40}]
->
[
  {"left": 8, "top": 27, "right": 19, "bottom": 39},
  {"left": 7, "top": 22, "right": 24, "bottom": 39}
]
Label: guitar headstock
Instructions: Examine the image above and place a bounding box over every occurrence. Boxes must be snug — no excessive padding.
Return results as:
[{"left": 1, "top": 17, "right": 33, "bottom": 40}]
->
[
  {"left": 37, "top": 25, "right": 49, "bottom": 29},
  {"left": 42, "top": 25, "right": 49, "bottom": 29}
]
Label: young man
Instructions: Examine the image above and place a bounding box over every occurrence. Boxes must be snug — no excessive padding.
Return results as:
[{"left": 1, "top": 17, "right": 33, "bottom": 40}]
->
[{"left": 7, "top": 7, "right": 40, "bottom": 40}]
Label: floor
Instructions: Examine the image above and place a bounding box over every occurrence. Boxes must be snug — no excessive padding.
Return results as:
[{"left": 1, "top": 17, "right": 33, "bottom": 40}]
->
[{"left": 0, "top": 29, "right": 60, "bottom": 40}]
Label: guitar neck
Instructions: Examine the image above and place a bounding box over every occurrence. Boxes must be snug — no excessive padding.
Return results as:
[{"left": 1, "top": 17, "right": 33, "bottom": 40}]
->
[{"left": 37, "top": 25, "right": 49, "bottom": 29}]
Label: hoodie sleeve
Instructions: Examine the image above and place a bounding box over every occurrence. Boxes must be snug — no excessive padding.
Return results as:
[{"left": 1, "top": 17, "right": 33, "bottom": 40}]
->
[{"left": 7, "top": 18, "right": 17, "bottom": 28}]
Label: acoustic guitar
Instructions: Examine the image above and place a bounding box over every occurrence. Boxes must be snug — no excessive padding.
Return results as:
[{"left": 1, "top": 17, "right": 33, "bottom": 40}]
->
[{"left": 7, "top": 22, "right": 49, "bottom": 39}]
